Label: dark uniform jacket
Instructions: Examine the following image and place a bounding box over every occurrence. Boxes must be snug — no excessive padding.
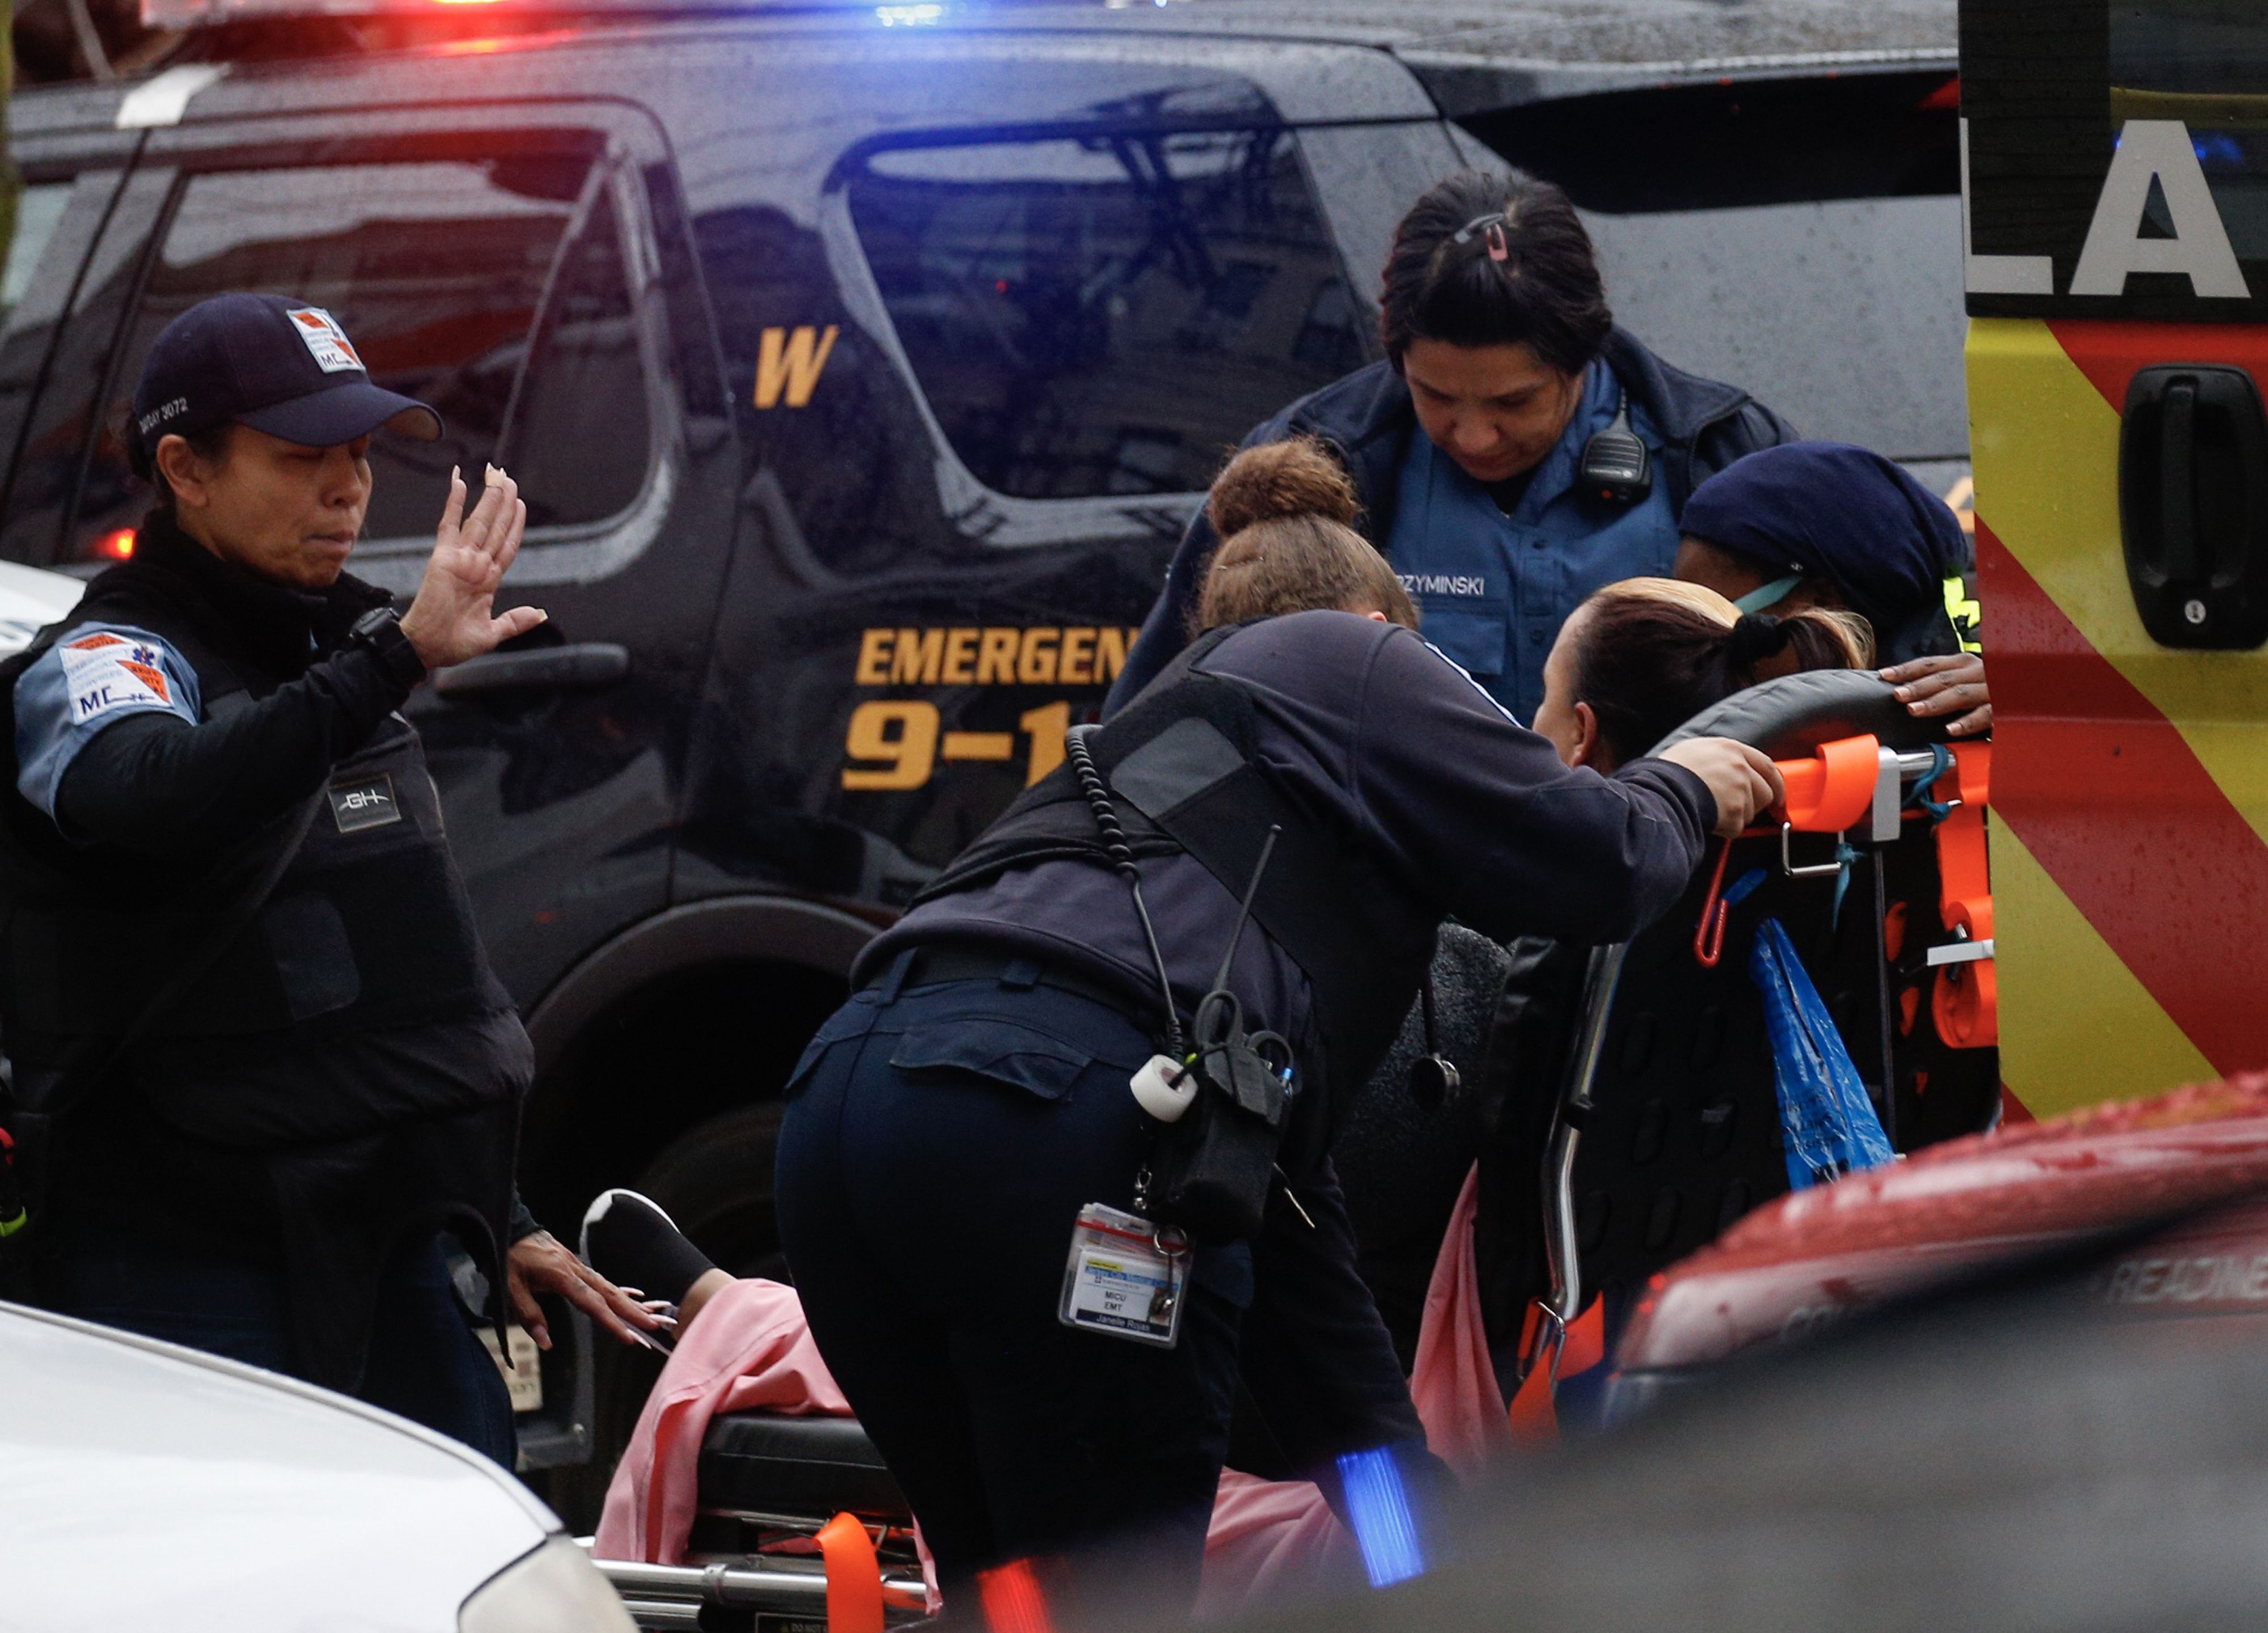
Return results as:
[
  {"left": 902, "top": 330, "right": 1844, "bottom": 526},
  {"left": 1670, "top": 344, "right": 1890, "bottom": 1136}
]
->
[
  {"left": 1106, "top": 329, "right": 1798, "bottom": 714},
  {"left": 0, "top": 511, "right": 528, "bottom": 1389},
  {"left": 860, "top": 610, "right": 1713, "bottom": 1474}
]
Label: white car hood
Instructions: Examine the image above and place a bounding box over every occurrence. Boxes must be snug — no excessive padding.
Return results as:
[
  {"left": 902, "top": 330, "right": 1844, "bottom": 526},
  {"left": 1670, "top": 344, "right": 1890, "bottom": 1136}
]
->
[
  {"left": 0, "top": 1301, "right": 556, "bottom": 1633},
  {"left": 0, "top": 559, "right": 84, "bottom": 656}
]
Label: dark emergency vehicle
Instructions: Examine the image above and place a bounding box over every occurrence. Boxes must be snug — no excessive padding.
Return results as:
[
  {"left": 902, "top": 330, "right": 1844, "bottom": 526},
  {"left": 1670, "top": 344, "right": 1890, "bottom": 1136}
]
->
[{"left": 0, "top": 0, "right": 1966, "bottom": 1470}]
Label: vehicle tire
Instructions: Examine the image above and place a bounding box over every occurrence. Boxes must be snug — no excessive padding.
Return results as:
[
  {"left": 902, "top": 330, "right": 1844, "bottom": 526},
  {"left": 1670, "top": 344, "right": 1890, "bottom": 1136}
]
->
[
  {"left": 630, "top": 1101, "right": 794, "bottom": 1284},
  {"left": 576, "top": 1101, "right": 792, "bottom": 1532}
]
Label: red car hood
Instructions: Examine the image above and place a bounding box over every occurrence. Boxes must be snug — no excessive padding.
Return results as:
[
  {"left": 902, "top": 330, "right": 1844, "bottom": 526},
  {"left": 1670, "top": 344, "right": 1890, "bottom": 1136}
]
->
[{"left": 1619, "top": 1074, "right": 2268, "bottom": 1370}]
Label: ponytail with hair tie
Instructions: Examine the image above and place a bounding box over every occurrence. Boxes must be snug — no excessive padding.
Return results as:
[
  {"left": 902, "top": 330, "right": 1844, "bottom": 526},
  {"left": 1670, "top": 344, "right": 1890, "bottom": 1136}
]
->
[
  {"left": 1567, "top": 582, "right": 1871, "bottom": 766},
  {"left": 1727, "top": 612, "right": 1793, "bottom": 669}
]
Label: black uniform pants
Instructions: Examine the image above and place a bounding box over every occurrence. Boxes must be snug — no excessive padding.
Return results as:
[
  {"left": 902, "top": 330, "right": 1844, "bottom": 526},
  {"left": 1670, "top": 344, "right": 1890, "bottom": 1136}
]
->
[
  {"left": 54, "top": 1228, "right": 515, "bottom": 1466},
  {"left": 775, "top": 968, "right": 1253, "bottom": 1618}
]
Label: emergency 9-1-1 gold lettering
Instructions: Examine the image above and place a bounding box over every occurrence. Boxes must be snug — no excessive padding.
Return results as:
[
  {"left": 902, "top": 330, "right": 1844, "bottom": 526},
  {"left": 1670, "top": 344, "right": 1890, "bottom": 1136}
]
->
[{"left": 841, "top": 627, "right": 1139, "bottom": 791}]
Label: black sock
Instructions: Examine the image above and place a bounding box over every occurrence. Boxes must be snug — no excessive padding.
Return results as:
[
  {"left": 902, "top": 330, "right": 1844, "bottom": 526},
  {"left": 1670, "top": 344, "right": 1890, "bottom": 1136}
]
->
[{"left": 580, "top": 1190, "right": 717, "bottom": 1307}]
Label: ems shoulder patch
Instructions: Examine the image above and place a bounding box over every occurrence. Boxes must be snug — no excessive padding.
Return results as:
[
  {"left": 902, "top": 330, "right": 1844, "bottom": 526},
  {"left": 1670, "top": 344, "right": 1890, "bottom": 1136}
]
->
[
  {"left": 59, "top": 631, "right": 176, "bottom": 722},
  {"left": 287, "top": 307, "right": 364, "bottom": 375}
]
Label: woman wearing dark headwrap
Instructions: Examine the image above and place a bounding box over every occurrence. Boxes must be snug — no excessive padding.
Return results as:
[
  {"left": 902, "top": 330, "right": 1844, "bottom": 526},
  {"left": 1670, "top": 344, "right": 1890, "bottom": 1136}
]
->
[{"left": 1670, "top": 441, "right": 1991, "bottom": 737}]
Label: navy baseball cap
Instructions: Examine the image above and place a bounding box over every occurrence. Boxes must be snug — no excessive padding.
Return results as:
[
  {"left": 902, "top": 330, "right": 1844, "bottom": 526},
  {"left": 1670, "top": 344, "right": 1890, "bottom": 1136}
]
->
[{"left": 132, "top": 293, "right": 442, "bottom": 461}]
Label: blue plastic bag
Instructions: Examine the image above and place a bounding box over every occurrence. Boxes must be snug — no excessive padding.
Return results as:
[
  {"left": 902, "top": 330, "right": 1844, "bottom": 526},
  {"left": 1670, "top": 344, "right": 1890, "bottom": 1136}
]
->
[{"left": 1749, "top": 916, "right": 1894, "bottom": 1190}]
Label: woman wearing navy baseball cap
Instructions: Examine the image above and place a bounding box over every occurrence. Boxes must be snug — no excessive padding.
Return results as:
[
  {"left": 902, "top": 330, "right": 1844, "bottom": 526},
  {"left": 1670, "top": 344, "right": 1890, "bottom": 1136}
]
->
[
  {"left": 1672, "top": 440, "right": 1992, "bottom": 737},
  {"left": 0, "top": 292, "right": 661, "bottom": 1461}
]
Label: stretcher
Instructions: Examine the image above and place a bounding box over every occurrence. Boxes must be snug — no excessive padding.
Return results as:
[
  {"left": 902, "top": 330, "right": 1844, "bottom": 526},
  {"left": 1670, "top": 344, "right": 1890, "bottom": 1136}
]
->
[
  {"left": 1495, "top": 670, "right": 1999, "bottom": 1423},
  {"left": 589, "top": 1412, "right": 926, "bottom": 1629},
  {"left": 593, "top": 670, "right": 2003, "bottom": 1624}
]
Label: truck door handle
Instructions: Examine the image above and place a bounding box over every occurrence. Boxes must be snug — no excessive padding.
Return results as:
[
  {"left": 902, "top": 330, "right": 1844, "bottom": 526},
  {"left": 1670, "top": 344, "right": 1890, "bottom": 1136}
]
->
[
  {"left": 2119, "top": 363, "right": 2268, "bottom": 649},
  {"left": 2157, "top": 378, "right": 2199, "bottom": 583},
  {"left": 431, "top": 642, "right": 631, "bottom": 697}
]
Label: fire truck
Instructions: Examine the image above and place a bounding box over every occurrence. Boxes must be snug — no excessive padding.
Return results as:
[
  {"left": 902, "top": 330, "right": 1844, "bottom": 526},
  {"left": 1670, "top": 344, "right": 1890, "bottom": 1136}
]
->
[{"left": 1619, "top": 0, "right": 2268, "bottom": 1430}]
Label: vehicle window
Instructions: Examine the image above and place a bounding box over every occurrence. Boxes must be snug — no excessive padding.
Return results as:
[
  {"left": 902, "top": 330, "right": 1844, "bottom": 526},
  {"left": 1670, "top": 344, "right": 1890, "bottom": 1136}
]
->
[
  {"left": 2113, "top": 2, "right": 2268, "bottom": 255},
  {"left": 73, "top": 152, "right": 652, "bottom": 564},
  {"left": 490, "top": 181, "right": 654, "bottom": 534},
  {"left": 845, "top": 127, "right": 1365, "bottom": 500},
  {"left": 0, "top": 169, "right": 166, "bottom": 569},
  {"left": 693, "top": 201, "right": 957, "bottom": 580},
  {"left": 1467, "top": 73, "right": 1958, "bottom": 214},
  {"left": 1, "top": 184, "right": 73, "bottom": 324},
  {"left": 1465, "top": 73, "right": 1969, "bottom": 462}
]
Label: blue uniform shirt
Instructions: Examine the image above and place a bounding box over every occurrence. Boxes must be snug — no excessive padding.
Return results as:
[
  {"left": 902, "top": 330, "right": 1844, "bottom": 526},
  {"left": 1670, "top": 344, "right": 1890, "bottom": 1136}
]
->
[
  {"left": 14, "top": 624, "right": 202, "bottom": 823},
  {"left": 1384, "top": 359, "right": 1682, "bottom": 722}
]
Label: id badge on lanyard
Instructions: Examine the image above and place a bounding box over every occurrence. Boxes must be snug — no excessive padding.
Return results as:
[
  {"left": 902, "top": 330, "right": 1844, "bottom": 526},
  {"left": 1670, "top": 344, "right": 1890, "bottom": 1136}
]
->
[{"left": 1058, "top": 1202, "right": 1190, "bottom": 1348}]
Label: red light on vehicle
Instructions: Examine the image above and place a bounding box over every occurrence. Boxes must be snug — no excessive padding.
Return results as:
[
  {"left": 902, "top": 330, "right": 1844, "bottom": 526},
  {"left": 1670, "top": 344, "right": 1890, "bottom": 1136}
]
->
[
  {"left": 1919, "top": 75, "right": 1960, "bottom": 111},
  {"left": 433, "top": 0, "right": 502, "bottom": 7},
  {"left": 92, "top": 528, "right": 136, "bottom": 561}
]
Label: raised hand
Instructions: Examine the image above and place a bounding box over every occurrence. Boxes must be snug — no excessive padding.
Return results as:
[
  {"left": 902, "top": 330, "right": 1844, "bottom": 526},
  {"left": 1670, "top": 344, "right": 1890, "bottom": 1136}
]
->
[{"left": 399, "top": 464, "right": 545, "bottom": 671}]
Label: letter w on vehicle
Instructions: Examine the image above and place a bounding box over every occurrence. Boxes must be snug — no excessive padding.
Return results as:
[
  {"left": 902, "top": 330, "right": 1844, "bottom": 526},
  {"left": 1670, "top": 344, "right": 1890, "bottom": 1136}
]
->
[{"left": 755, "top": 325, "right": 840, "bottom": 409}]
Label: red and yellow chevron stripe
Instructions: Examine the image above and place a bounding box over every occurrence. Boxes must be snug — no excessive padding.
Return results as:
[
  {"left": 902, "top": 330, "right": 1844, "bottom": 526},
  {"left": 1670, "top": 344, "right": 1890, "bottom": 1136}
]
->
[{"left": 1971, "top": 318, "right": 2268, "bottom": 1116}]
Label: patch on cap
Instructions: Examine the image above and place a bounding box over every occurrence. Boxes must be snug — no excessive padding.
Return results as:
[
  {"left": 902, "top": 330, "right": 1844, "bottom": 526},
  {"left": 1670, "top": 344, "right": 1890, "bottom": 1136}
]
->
[{"left": 285, "top": 307, "right": 364, "bottom": 375}]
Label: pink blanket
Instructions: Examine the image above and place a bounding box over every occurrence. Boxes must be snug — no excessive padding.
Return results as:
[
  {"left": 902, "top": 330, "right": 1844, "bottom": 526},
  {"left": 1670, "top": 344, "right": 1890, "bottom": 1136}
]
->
[
  {"left": 596, "top": 1165, "right": 1510, "bottom": 1615},
  {"left": 1410, "top": 1164, "right": 1518, "bottom": 1475},
  {"left": 1191, "top": 1164, "right": 1508, "bottom": 1615},
  {"left": 594, "top": 1277, "right": 849, "bottom": 1565}
]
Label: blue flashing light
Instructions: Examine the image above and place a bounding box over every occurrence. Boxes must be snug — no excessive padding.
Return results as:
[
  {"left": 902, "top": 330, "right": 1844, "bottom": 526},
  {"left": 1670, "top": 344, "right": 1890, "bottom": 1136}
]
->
[
  {"left": 2195, "top": 130, "right": 2248, "bottom": 171},
  {"left": 875, "top": 2, "right": 942, "bottom": 22},
  {"left": 1335, "top": 1446, "right": 1427, "bottom": 1589}
]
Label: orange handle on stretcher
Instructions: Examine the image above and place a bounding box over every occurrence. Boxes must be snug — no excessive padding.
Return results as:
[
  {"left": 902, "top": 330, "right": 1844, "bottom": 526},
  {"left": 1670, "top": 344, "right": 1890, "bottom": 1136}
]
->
[
  {"left": 1932, "top": 742, "right": 1996, "bottom": 1050},
  {"left": 1771, "top": 732, "right": 1880, "bottom": 834},
  {"left": 816, "top": 1512, "right": 886, "bottom": 1633}
]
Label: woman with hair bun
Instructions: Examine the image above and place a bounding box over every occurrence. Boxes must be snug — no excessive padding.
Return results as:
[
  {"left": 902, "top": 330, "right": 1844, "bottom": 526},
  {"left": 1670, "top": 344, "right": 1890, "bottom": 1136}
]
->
[
  {"left": 1534, "top": 577, "right": 1872, "bottom": 771},
  {"left": 1191, "top": 436, "right": 1417, "bottom": 634},
  {"left": 773, "top": 437, "right": 1785, "bottom": 1618}
]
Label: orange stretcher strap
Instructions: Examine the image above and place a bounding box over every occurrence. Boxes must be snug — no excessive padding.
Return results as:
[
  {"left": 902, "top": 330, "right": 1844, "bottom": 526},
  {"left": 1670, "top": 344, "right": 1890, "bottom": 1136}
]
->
[
  {"left": 1775, "top": 733, "right": 1880, "bottom": 834},
  {"left": 816, "top": 1512, "right": 886, "bottom": 1633},
  {"left": 1509, "top": 1354, "right": 1558, "bottom": 1450},
  {"left": 1935, "top": 743, "right": 1993, "bottom": 939},
  {"left": 1508, "top": 1296, "right": 1606, "bottom": 1451},
  {"left": 1693, "top": 837, "right": 1736, "bottom": 968},
  {"left": 1931, "top": 742, "right": 1996, "bottom": 1049}
]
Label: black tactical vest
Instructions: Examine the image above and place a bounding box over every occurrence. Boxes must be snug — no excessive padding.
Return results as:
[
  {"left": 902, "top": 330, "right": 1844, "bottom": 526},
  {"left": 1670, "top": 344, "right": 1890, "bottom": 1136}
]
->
[
  {"left": 916, "top": 627, "right": 1445, "bottom": 1103},
  {"left": 0, "top": 533, "right": 521, "bottom": 1388},
  {"left": 0, "top": 586, "right": 511, "bottom": 1065}
]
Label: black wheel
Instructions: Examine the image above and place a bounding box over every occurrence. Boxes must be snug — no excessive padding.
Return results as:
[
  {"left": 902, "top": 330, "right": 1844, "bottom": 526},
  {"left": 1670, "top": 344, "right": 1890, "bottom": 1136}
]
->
[
  {"left": 572, "top": 1101, "right": 791, "bottom": 1531},
  {"left": 629, "top": 1101, "right": 793, "bottom": 1283}
]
